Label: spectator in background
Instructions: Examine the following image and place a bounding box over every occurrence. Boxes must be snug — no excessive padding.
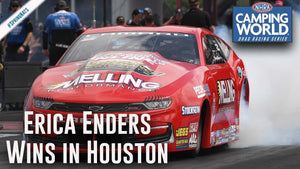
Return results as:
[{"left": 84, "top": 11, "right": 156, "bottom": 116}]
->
[
  {"left": 28, "top": 22, "right": 44, "bottom": 62},
  {"left": 144, "top": 15, "right": 155, "bottom": 26},
  {"left": 43, "top": 0, "right": 83, "bottom": 66},
  {"left": 116, "top": 16, "right": 126, "bottom": 26},
  {"left": 275, "top": 0, "right": 284, "bottom": 6},
  {"left": 224, "top": 8, "right": 233, "bottom": 28},
  {"left": 141, "top": 7, "right": 157, "bottom": 26},
  {"left": 143, "top": 7, "right": 152, "bottom": 23},
  {"left": 182, "top": 0, "right": 215, "bottom": 32},
  {"left": 2, "top": 0, "right": 33, "bottom": 62},
  {"left": 144, "top": 7, "right": 152, "bottom": 17},
  {"left": 163, "top": 8, "right": 185, "bottom": 25},
  {"left": 128, "top": 9, "right": 143, "bottom": 26}
]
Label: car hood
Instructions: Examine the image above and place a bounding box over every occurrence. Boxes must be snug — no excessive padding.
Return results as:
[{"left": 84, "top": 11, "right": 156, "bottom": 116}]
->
[{"left": 32, "top": 51, "right": 197, "bottom": 103}]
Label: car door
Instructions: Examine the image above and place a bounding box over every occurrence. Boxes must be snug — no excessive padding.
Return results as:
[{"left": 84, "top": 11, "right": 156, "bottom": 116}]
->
[{"left": 202, "top": 35, "right": 237, "bottom": 134}]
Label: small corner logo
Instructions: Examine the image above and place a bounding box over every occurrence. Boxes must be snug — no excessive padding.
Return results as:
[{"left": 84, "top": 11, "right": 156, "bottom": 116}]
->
[
  {"left": 233, "top": 2, "right": 292, "bottom": 42},
  {"left": 252, "top": 2, "right": 273, "bottom": 13}
]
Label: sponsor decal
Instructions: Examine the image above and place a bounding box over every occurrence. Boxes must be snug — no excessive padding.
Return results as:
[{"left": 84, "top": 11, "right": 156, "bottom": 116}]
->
[
  {"left": 64, "top": 59, "right": 164, "bottom": 78},
  {"left": 92, "top": 52, "right": 168, "bottom": 65},
  {"left": 175, "top": 127, "right": 189, "bottom": 137},
  {"left": 181, "top": 106, "right": 200, "bottom": 116},
  {"left": 235, "top": 118, "right": 239, "bottom": 124},
  {"left": 189, "top": 133, "right": 197, "bottom": 148},
  {"left": 233, "top": 2, "right": 292, "bottom": 42},
  {"left": 210, "top": 132, "right": 216, "bottom": 145},
  {"left": 216, "top": 130, "right": 223, "bottom": 137},
  {"left": 210, "top": 125, "right": 239, "bottom": 146},
  {"left": 222, "top": 128, "right": 226, "bottom": 135},
  {"left": 44, "top": 73, "right": 161, "bottom": 92},
  {"left": 217, "top": 79, "right": 235, "bottom": 105},
  {"left": 212, "top": 92, "right": 216, "bottom": 113},
  {"left": 237, "top": 66, "right": 243, "bottom": 79},
  {"left": 218, "top": 105, "right": 235, "bottom": 114},
  {"left": 189, "top": 122, "right": 198, "bottom": 133},
  {"left": 175, "top": 138, "right": 189, "bottom": 150},
  {"left": 193, "top": 84, "right": 211, "bottom": 98}
]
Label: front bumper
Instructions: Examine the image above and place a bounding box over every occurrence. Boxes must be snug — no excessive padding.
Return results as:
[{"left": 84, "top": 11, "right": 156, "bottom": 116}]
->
[{"left": 23, "top": 105, "right": 184, "bottom": 152}]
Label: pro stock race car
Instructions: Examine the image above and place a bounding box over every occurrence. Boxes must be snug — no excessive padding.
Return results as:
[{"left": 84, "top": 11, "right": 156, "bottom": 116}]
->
[{"left": 24, "top": 26, "right": 249, "bottom": 155}]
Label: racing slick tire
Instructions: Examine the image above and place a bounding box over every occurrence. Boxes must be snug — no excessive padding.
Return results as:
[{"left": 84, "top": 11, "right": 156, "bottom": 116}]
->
[{"left": 239, "top": 79, "right": 249, "bottom": 114}]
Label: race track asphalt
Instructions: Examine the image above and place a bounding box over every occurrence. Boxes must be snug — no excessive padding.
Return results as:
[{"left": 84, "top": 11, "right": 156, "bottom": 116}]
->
[{"left": 0, "top": 135, "right": 300, "bottom": 169}]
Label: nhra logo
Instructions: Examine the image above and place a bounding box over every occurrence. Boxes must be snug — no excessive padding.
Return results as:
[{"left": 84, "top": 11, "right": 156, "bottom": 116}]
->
[
  {"left": 233, "top": 2, "right": 292, "bottom": 42},
  {"left": 252, "top": 2, "right": 273, "bottom": 13}
]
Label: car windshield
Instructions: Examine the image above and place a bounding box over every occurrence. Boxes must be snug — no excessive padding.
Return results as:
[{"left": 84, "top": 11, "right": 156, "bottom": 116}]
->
[{"left": 59, "top": 31, "right": 200, "bottom": 65}]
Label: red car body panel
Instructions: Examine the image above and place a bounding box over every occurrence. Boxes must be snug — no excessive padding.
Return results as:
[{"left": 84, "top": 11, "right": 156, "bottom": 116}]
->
[{"left": 24, "top": 26, "right": 249, "bottom": 152}]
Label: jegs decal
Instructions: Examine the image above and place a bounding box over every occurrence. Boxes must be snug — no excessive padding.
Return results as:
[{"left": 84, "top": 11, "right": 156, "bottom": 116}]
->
[{"left": 176, "top": 127, "right": 189, "bottom": 137}]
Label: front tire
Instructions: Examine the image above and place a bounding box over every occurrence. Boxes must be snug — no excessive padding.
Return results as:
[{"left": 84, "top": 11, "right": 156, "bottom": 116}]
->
[{"left": 187, "top": 103, "right": 207, "bottom": 157}]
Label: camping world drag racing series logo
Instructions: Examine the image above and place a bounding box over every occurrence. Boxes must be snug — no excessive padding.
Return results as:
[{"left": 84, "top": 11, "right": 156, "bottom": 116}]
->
[{"left": 233, "top": 2, "right": 292, "bottom": 42}]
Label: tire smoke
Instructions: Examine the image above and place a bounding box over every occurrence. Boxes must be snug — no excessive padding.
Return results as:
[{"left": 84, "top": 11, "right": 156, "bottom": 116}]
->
[{"left": 215, "top": 12, "right": 300, "bottom": 147}]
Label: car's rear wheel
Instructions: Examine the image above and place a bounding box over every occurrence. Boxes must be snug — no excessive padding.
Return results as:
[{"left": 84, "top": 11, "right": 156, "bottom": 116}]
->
[{"left": 239, "top": 79, "right": 249, "bottom": 114}]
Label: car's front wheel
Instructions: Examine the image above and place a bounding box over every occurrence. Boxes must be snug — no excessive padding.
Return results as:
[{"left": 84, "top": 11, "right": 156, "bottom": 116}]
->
[{"left": 186, "top": 102, "right": 207, "bottom": 157}]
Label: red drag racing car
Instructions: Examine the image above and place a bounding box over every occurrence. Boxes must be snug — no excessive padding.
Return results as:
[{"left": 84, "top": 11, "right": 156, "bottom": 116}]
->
[{"left": 24, "top": 26, "right": 249, "bottom": 155}]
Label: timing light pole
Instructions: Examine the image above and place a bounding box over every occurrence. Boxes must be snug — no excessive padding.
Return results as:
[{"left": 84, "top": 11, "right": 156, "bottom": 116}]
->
[
  {"left": 103, "top": 0, "right": 107, "bottom": 27},
  {"left": 92, "top": 0, "right": 96, "bottom": 27}
]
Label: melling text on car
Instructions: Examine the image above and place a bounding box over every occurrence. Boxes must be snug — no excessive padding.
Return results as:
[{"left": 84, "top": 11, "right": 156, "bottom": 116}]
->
[{"left": 24, "top": 26, "right": 249, "bottom": 156}]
